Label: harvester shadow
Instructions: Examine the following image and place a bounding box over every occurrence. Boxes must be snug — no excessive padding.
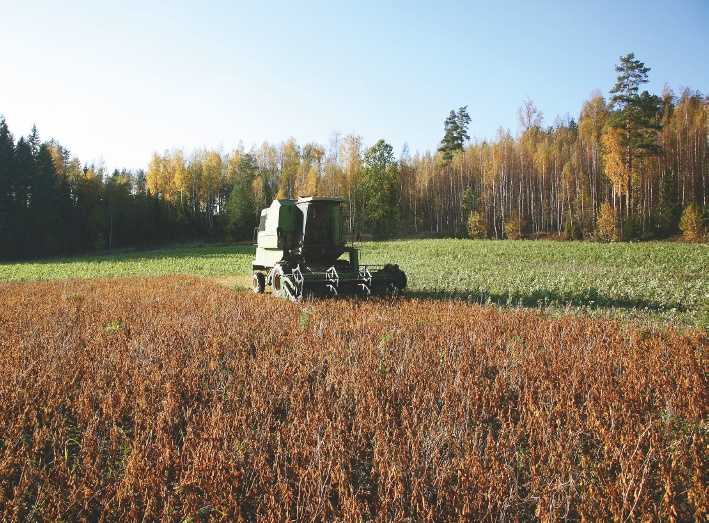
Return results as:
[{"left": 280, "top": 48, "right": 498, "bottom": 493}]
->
[{"left": 402, "top": 287, "right": 685, "bottom": 314}]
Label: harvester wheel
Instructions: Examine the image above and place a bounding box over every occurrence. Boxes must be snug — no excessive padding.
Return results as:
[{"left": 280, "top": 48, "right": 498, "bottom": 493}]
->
[
  {"left": 270, "top": 265, "right": 302, "bottom": 301},
  {"left": 252, "top": 272, "right": 266, "bottom": 294}
]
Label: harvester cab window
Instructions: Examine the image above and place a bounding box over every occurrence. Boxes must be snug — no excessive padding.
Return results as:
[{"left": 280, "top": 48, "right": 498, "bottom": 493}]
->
[{"left": 304, "top": 205, "right": 331, "bottom": 245}]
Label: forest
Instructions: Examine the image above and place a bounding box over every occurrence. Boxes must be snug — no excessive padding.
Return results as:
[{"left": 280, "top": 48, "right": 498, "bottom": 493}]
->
[{"left": 0, "top": 53, "right": 706, "bottom": 260}]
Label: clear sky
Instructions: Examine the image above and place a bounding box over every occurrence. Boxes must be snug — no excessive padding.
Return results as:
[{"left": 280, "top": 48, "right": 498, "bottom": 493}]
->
[{"left": 2, "top": 0, "right": 707, "bottom": 171}]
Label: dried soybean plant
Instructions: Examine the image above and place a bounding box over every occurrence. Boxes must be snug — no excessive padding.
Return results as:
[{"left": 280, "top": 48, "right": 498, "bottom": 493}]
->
[{"left": 0, "top": 277, "right": 705, "bottom": 521}]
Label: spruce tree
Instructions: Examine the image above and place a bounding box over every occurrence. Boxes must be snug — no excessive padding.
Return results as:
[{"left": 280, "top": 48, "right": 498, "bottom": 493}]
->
[
  {"left": 27, "top": 124, "right": 40, "bottom": 158},
  {"left": 33, "top": 143, "right": 61, "bottom": 254},
  {"left": 361, "top": 139, "right": 399, "bottom": 238},
  {"left": 13, "top": 137, "right": 35, "bottom": 257},
  {"left": 0, "top": 117, "right": 14, "bottom": 257},
  {"left": 226, "top": 154, "right": 257, "bottom": 240}
]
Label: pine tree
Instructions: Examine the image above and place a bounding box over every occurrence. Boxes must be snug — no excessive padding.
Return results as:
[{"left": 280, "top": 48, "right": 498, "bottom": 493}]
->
[
  {"left": 607, "top": 53, "right": 661, "bottom": 225},
  {"left": 610, "top": 54, "right": 650, "bottom": 109},
  {"left": 438, "top": 106, "right": 471, "bottom": 161}
]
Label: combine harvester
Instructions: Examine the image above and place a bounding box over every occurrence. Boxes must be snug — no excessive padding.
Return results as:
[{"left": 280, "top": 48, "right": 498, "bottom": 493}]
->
[{"left": 252, "top": 197, "right": 407, "bottom": 300}]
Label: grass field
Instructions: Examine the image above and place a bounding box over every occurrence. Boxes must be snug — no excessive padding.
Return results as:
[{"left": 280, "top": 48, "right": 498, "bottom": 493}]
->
[
  {"left": 1, "top": 239, "right": 706, "bottom": 327},
  {"left": 0, "top": 277, "right": 705, "bottom": 520}
]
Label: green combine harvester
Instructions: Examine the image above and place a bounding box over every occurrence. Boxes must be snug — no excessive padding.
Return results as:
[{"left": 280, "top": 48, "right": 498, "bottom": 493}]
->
[{"left": 252, "top": 197, "right": 407, "bottom": 300}]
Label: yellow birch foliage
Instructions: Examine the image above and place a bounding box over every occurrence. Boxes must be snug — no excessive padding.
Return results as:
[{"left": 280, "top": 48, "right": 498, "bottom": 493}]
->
[
  {"left": 601, "top": 127, "right": 629, "bottom": 196},
  {"left": 467, "top": 211, "right": 486, "bottom": 239},
  {"left": 596, "top": 202, "right": 618, "bottom": 241},
  {"left": 680, "top": 203, "right": 704, "bottom": 242}
]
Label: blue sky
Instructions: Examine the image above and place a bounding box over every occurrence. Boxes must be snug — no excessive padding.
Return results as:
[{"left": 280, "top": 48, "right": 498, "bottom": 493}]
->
[{"left": 2, "top": 0, "right": 707, "bottom": 170}]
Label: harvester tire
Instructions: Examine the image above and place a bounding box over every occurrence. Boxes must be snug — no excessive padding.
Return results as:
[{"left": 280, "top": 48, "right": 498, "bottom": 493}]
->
[{"left": 252, "top": 272, "right": 266, "bottom": 294}]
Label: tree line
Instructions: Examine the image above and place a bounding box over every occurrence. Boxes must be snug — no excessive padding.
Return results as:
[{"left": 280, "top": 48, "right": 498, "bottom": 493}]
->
[
  {"left": 0, "top": 121, "right": 197, "bottom": 259},
  {"left": 415, "top": 54, "right": 707, "bottom": 241},
  {"left": 1, "top": 53, "right": 707, "bottom": 259}
]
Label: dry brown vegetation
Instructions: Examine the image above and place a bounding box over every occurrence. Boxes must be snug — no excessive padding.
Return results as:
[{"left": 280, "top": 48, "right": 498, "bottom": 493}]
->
[{"left": 0, "top": 277, "right": 706, "bottom": 521}]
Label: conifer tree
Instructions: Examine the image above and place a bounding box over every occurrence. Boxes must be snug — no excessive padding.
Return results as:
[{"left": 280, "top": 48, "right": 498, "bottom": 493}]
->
[
  {"left": 438, "top": 106, "right": 471, "bottom": 161},
  {"left": 27, "top": 124, "right": 40, "bottom": 158},
  {"left": 226, "top": 154, "right": 257, "bottom": 240},
  {"left": 0, "top": 118, "right": 14, "bottom": 252},
  {"left": 607, "top": 53, "right": 661, "bottom": 222},
  {"left": 13, "top": 137, "right": 35, "bottom": 256},
  {"left": 361, "top": 139, "right": 399, "bottom": 238},
  {"left": 32, "top": 143, "right": 61, "bottom": 254}
]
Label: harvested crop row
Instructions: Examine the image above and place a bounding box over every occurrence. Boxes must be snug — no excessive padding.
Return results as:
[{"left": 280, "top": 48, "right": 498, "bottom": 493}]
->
[{"left": 0, "top": 277, "right": 705, "bottom": 521}]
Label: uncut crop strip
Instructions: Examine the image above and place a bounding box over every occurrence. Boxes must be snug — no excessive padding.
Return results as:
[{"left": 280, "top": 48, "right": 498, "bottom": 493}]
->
[{"left": 0, "top": 277, "right": 706, "bottom": 520}]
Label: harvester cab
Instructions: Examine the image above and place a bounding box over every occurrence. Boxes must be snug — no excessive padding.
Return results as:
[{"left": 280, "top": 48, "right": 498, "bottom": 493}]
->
[{"left": 252, "top": 197, "right": 406, "bottom": 300}]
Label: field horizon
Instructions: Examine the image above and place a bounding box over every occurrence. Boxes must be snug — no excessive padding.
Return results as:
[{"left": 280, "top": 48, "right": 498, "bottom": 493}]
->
[{"left": 1, "top": 238, "right": 706, "bottom": 329}]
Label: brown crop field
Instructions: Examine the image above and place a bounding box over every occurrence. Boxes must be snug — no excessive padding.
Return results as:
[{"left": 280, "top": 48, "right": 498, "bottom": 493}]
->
[{"left": 0, "top": 277, "right": 706, "bottom": 521}]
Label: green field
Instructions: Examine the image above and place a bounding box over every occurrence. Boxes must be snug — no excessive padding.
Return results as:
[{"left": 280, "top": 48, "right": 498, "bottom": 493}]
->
[{"left": 1, "top": 239, "right": 707, "bottom": 328}]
